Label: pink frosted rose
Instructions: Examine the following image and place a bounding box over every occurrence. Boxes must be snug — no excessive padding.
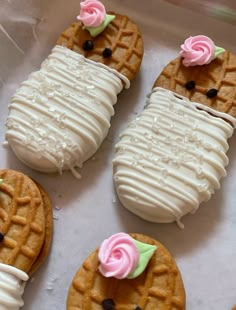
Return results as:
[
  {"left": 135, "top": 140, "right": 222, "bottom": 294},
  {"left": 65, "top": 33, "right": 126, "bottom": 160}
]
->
[
  {"left": 98, "top": 233, "right": 139, "bottom": 279},
  {"left": 180, "top": 35, "right": 216, "bottom": 67},
  {"left": 77, "top": 0, "right": 106, "bottom": 27}
]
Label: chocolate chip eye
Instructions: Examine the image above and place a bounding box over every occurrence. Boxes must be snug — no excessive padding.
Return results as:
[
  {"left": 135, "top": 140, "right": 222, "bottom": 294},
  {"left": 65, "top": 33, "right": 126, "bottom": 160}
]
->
[
  {"left": 206, "top": 88, "right": 218, "bottom": 98},
  {"left": 0, "top": 233, "right": 4, "bottom": 242},
  {"left": 103, "top": 48, "right": 112, "bottom": 58},
  {"left": 102, "top": 298, "right": 115, "bottom": 310},
  {"left": 82, "top": 40, "right": 94, "bottom": 51},
  {"left": 185, "top": 80, "right": 196, "bottom": 90}
]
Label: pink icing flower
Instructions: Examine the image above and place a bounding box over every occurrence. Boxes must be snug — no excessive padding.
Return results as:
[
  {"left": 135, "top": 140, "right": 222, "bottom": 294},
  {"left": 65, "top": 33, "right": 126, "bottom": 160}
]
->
[
  {"left": 180, "top": 35, "right": 216, "bottom": 67},
  {"left": 77, "top": 0, "right": 106, "bottom": 27},
  {"left": 98, "top": 233, "right": 139, "bottom": 279}
]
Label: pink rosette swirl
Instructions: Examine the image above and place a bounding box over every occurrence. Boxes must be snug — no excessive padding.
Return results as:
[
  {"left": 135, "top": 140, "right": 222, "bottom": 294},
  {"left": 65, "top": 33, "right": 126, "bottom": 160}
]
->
[
  {"left": 98, "top": 233, "right": 139, "bottom": 279},
  {"left": 77, "top": 0, "right": 106, "bottom": 27},
  {"left": 180, "top": 35, "right": 216, "bottom": 67}
]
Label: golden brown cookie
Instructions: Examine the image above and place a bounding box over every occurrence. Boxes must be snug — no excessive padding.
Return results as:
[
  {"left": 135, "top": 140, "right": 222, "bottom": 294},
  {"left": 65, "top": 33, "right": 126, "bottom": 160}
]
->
[
  {"left": 112, "top": 36, "right": 236, "bottom": 226},
  {"left": 154, "top": 51, "right": 236, "bottom": 118},
  {"left": 67, "top": 233, "right": 185, "bottom": 310},
  {"left": 0, "top": 170, "right": 53, "bottom": 275},
  {"left": 57, "top": 13, "right": 144, "bottom": 81},
  {"left": 5, "top": 2, "right": 144, "bottom": 176},
  {"left": 28, "top": 182, "right": 53, "bottom": 276}
]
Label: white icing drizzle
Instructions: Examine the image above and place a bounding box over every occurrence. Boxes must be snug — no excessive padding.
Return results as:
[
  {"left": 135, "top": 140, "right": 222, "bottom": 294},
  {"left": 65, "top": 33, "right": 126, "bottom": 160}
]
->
[
  {"left": 113, "top": 87, "right": 234, "bottom": 225},
  {"left": 162, "top": 87, "right": 236, "bottom": 129},
  {"left": 0, "top": 263, "right": 28, "bottom": 310},
  {"left": 6, "top": 45, "right": 126, "bottom": 177}
]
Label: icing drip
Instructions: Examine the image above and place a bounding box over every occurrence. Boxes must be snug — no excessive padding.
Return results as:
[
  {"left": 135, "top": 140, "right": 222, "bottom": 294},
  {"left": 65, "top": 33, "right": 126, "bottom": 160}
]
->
[
  {"left": 113, "top": 87, "right": 234, "bottom": 225},
  {"left": 0, "top": 263, "right": 28, "bottom": 310},
  {"left": 6, "top": 45, "right": 128, "bottom": 177}
]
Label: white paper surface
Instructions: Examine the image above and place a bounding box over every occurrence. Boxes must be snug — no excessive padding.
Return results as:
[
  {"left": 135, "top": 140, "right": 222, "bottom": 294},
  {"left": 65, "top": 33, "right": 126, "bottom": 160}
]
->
[{"left": 0, "top": 0, "right": 236, "bottom": 309}]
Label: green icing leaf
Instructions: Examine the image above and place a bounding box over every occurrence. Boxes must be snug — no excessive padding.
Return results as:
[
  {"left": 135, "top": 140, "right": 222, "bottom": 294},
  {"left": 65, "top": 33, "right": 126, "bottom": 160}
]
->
[
  {"left": 84, "top": 14, "right": 115, "bottom": 37},
  {"left": 0, "top": 179, "right": 3, "bottom": 184},
  {"left": 214, "top": 46, "right": 225, "bottom": 58},
  {"left": 127, "top": 239, "right": 157, "bottom": 279}
]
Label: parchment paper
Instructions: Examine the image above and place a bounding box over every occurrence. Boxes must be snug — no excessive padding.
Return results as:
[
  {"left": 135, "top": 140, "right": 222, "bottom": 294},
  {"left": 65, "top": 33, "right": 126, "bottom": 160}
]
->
[{"left": 0, "top": 0, "right": 236, "bottom": 309}]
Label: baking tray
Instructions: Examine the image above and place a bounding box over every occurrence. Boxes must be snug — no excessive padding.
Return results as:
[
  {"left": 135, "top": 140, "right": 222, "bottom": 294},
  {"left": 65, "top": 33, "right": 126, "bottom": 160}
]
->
[{"left": 0, "top": 0, "right": 236, "bottom": 309}]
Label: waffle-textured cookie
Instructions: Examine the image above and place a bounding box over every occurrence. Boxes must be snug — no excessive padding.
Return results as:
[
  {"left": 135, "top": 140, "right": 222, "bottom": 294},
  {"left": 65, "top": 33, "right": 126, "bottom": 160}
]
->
[
  {"left": 0, "top": 170, "right": 46, "bottom": 273},
  {"left": 154, "top": 51, "right": 236, "bottom": 118},
  {"left": 5, "top": 1, "right": 144, "bottom": 177},
  {"left": 67, "top": 233, "right": 185, "bottom": 310},
  {"left": 0, "top": 169, "right": 53, "bottom": 308},
  {"left": 113, "top": 36, "right": 236, "bottom": 226},
  {"left": 57, "top": 13, "right": 144, "bottom": 81}
]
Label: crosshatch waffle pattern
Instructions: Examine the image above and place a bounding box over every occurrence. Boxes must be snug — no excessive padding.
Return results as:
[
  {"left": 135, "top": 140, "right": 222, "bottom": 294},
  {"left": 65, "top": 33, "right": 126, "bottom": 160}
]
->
[
  {"left": 56, "top": 14, "right": 144, "bottom": 81},
  {"left": 0, "top": 170, "right": 45, "bottom": 273},
  {"left": 154, "top": 51, "right": 236, "bottom": 118},
  {"left": 67, "top": 233, "right": 185, "bottom": 310}
]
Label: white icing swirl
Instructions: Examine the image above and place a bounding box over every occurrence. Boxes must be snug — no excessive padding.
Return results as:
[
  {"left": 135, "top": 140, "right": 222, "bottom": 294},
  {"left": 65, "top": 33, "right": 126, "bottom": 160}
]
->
[
  {"left": 5, "top": 45, "right": 128, "bottom": 178},
  {"left": 0, "top": 263, "right": 28, "bottom": 310},
  {"left": 113, "top": 87, "right": 234, "bottom": 226}
]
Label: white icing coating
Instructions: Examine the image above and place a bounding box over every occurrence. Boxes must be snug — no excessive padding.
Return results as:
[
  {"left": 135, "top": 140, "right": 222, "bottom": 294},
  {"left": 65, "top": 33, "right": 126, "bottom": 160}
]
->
[
  {"left": 0, "top": 263, "right": 28, "bottom": 310},
  {"left": 113, "top": 87, "right": 234, "bottom": 226},
  {"left": 5, "top": 45, "right": 127, "bottom": 177},
  {"left": 168, "top": 89, "right": 236, "bottom": 128}
]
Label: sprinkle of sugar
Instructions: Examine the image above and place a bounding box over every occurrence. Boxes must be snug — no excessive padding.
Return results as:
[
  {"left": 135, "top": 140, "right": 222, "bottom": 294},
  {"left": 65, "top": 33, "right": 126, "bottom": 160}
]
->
[
  {"left": 29, "top": 277, "right": 35, "bottom": 283},
  {"left": 46, "top": 277, "right": 58, "bottom": 291}
]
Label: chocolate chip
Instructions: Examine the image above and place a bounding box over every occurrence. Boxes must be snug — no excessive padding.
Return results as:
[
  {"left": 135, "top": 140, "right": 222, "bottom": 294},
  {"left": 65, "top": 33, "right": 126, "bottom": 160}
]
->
[
  {"left": 102, "top": 298, "right": 115, "bottom": 310},
  {"left": 135, "top": 307, "right": 142, "bottom": 310},
  {"left": 82, "top": 40, "right": 94, "bottom": 51},
  {"left": 206, "top": 88, "right": 218, "bottom": 98},
  {"left": 103, "top": 48, "right": 112, "bottom": 58},
  {"left": 0, "top": 233, "right": 4, "bottom": 242},
  {"left": 185, "top": 80, "right": 196, "bottom": 90}
]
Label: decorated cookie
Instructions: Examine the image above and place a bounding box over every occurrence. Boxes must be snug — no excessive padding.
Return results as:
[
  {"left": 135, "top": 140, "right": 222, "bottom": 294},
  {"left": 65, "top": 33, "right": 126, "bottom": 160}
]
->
[
  {"left": 0, "top": 169, "right": 53, "bottom": 309},
  {"left": 113, "top": 35, "right": 236, "bottom": 227},
  {"left": 67, "top": 233, "right": 186, "bottom": 309},
  {"left": 5, "top": 0, "right": 144, "bottom": 178},
  {"left": 154, "top": 35, "right": 236, "bottom": 118}
]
